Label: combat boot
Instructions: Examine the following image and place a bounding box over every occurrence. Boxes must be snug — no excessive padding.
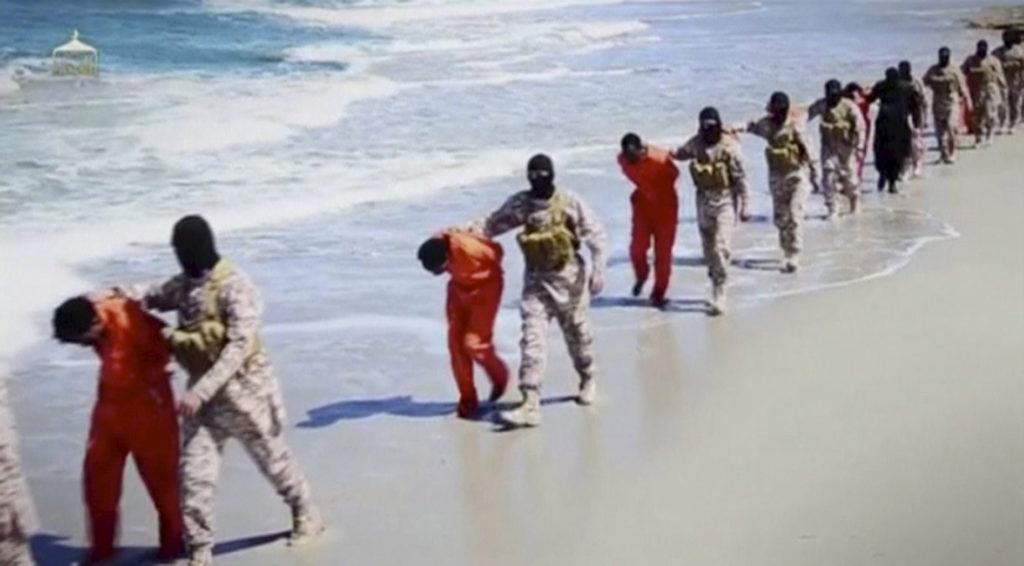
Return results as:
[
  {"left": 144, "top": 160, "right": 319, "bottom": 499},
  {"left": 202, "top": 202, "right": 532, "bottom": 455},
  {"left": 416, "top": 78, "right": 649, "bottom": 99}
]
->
[
  {"left": 187, "top": 546, "right": 213, "bottom": 566},
  {"left": 781, "top": 254, "right": 800, "bottom": 274},
  {"left": 708, "top": 283, "right": 727, "bottom": 316},
  {"left": 500, "top": 389, "right": 542, "bottom": 427},
  {"left": 288, "top": 502, "right": 325, "bottom": 546},
  {"left": 577, "top": 377, "right": 597, "bottom": 406},
  {"left": 825, "top": 203, "right": 839, "bottom": 222}
]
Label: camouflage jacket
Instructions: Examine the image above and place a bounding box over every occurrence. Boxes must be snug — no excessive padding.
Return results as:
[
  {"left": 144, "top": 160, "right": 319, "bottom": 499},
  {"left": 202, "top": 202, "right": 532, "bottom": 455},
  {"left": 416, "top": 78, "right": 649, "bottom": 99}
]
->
[
  {"left": 119, "top": 260, "right": 275, "bottom": 406},
  {"left": 924, "top": 64, "right": 972, "bottom": 113}
]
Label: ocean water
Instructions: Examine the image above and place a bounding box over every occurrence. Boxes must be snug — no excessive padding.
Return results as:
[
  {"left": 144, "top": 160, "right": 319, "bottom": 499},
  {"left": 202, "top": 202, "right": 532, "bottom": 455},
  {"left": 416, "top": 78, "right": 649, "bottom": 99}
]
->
[{"left": 0, "top": 0, "right": 1010, "bottom": 548}]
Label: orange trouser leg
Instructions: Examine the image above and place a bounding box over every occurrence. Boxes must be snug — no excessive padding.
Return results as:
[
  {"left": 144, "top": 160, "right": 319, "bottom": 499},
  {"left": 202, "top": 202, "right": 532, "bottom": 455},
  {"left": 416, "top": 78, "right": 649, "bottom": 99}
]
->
[
  {"left": 448, "top": 286, "right": 477, "bottom": 407},
  {"left": 464, "top": 278, "right": 508, "bottom": 392},
  {"left": 650, "top": 205, "right": 678, "bottom": 302},
  {"left": 629, "top": 197, "right": 654, "bottom": 286},
  {"left": 447, "top": 279, "right": 508, "bottom": 408},
  {"left": 83, "top": 405, "right": 128, "bottom": 562},
  {"left": 129, "top": 401, "right": 184, "bottom": 556}
]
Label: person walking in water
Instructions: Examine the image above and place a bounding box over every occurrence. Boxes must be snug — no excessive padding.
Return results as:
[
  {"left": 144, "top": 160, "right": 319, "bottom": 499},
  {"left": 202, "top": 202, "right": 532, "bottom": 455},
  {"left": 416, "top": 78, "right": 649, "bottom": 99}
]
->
[
  {"left": 899, "top": 61, "right": 929, "bottom": 179},
  {"left": 463, "top": 154, "right": 607, "bottom": 428},
  {"left": 52, "top": 296, "right": 186, "bottom": 564},
  {"left": 670, "top": 107, "right": 749, "bottom": 315},
  {"left": 618, "top": 132, "right": 680, "bottom": 308},
  {"left": 418, "top": 231, "right": 509, "bottom": 419},
  {"left": 0, "top": 370, "right": 39, "bottom": 566},
  {"left": 808, "top": 79, "right": 868, "bottom": 218},
  {"left": 104, "top": 215, "right": 323, "bottom": 566},
  {"left": 962, "top": 39, "right": 1008, "bottom": 147},
  {"left": 868, "top": 68, "right": 920, "bottom": 194},
  {"left": 843, "top": 82, "right": 873, "bottom": 181},
  {"left": 736, "top": 91, "right": 817, "bottom": 273},
  {"left": 993, "top": 29, "right": 1024, "bottom": 135},
  {"left": 925, "top": 46, "right": 972, "bottom": 164}
]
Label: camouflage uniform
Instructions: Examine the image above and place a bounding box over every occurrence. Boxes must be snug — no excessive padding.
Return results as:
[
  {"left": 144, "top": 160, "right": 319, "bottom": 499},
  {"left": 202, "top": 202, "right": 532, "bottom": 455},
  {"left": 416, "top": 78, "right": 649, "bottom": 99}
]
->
[
  {"left": 962, "top": 54, "right": 1008, "bottom": 141},
  {"left": 924, "top": 64, "right": 971, "bottom": 161},
  {"left": 994, "top": 43, "right": 1024, "bottom": 132},
  {"left": 907, "top": 77, "right": 929, "bottom": 174},
  {"left": 672, "top": 135, "right": 748, "bottom": 287},
  {"left": 122, "top": 261, "right": 313, "bottom": 555},
  {"left": 743, "top": 116, "right": 815, "bottom": 265},
  {"left": 470, "top": 190, "right": 607, "bottom": 393},
  {"left": 0, "top": 378, "right": 38, "bottom": 566},
  {"left": 808, "top": 97, "right": 866, "bottom": 213}
]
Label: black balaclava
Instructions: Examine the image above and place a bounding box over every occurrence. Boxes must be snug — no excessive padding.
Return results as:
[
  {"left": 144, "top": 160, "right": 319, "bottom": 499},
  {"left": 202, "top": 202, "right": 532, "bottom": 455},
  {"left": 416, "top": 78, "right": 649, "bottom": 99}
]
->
[
  {"left": 527, "top": 154, "right": 555, "bottom": 200},
  {"left": 825, "top": 79, "right": 843, "bottom": 107},
  {"left": 698, "top": 106, "right": 723, "bottom": 145},
  {"left": 898, "top": 61, "right": 912, "bottom": 81},
  {"left": 939, "top": 47, "right": 951, "bottom": 68},
  {"left": 769, "top": 91, "right": 790, "bottom": 125},
  {"left": 171, "top": 215, "right": 220, "bottom": 278},
  {"left": 885, "top": 67, "right": 900, "bottom": 87},
  {"left": 976, "top": 40, "right": 988, "bottom": 58}
]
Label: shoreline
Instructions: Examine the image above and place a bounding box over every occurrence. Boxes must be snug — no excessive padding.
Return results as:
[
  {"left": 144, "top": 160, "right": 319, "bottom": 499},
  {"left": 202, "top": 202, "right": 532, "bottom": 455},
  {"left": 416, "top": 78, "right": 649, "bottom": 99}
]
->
[
  {"left": 967, "top": 6, "right": 1024, "bottom": 30},
  {"left": 7, "top": 4, "right": 1022, "bottom": 564}
]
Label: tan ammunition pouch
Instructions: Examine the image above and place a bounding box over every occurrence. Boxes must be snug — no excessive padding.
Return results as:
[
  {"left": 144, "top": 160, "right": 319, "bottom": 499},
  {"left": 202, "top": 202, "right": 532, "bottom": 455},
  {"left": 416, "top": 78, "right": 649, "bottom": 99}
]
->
[
  {"left": 764, "top": 131, "right": 803, "bottom": 174},
  {"left": 820, "top": 119, "right": 854, "bottom": 144},
  {"left": 516, "top": 191, "right": 577, "bottom": 272},
  {"left": 167, "top": 260, "right": 262, "bottom": 381},
  {"left": 689, "top": 159, "right": 730, "bottom": 192},
  {"left": 968, "top": 64, "right": 996, "bottom": 83}
]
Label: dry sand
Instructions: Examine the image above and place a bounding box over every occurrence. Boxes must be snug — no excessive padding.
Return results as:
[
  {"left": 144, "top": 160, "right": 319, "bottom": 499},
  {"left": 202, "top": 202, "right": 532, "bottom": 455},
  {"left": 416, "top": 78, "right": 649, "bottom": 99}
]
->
[{"left": 23, "top": 136, "right": 1024, "bottom": 565}]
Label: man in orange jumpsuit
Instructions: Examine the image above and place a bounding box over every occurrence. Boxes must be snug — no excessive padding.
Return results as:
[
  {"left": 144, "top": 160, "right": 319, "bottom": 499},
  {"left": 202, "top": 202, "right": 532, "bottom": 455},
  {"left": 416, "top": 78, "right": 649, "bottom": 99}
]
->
[
  {"left": 618, "top": 133, "right": 680, "bottom": 307},
  {"left": 418, "top": 231, "right": 509, "bottom": 419},
  {"left": 53, "top": 296, "right": 185, "bottom": 564}
]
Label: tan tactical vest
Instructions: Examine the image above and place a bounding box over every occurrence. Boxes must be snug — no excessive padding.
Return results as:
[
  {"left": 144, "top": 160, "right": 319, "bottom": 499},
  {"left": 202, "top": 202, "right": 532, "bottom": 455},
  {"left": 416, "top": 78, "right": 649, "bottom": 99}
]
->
[
  {"left": 689, "top": 156, "right": 731, "bottom": 192},
  {"left": 516, "top": 191, "right": 578, "bottom": 272},
  {"left": 166, "top": 260, "right": 262, "bottom": 382},
  {"left": 764, "top": 128, "right": 804, "bottom": 174}
]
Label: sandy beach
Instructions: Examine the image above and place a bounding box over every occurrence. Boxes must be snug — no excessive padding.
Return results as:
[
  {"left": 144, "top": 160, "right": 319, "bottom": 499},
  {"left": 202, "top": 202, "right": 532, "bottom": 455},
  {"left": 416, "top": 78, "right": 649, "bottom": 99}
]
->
[
  {"left": 4, "top": 1, "right": 1023, "bottom": 564},
  {"left": 20, "top": 131, "right": 1021, "bottom": 566}
]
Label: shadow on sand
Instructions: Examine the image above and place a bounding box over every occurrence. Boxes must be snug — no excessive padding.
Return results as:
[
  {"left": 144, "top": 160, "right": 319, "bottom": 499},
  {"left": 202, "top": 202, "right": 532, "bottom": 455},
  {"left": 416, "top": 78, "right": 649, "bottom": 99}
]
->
[
  {"left": 31, "top": 531, "right": 288, "bottom": 565},
  {"left": 731, "top": 256, "right": 782, "bottom": 272},
  {"left": 591, "top": 295, "right": 709, "bottom": 314},
  {"left": 298, "top": 394, "right": 578, "bottom": 428}
]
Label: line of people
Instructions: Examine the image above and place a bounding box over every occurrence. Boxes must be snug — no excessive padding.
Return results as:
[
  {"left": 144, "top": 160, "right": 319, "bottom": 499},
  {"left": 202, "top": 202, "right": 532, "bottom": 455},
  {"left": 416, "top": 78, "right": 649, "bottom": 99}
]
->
[
  {"left": 0, "top": 31, "right": 1020, "bottom": 566},
  {"left": 419, "top": 35, "right": 1023, "bottom": 431}
]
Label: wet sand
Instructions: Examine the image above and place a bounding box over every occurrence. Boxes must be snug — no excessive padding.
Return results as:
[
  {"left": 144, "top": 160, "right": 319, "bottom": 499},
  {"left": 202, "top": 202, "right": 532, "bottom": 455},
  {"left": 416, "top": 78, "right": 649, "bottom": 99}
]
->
[
  {"left": 21, "top": 138, "right": 1024, "bottom": 565},
  {"left": 233, "top": 138, "right": 1023, "bottom": 565}
]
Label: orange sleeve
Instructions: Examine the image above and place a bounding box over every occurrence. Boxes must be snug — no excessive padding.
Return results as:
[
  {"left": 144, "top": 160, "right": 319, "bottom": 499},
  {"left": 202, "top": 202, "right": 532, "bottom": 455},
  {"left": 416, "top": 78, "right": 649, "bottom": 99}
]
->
[
  {"left": 618, "top": 153, "right": 640, "bottom": 187},
  {"left": 446, "top": 233, "right": 502, "bottom": 284},
  {"left": 124, "top": 300, "right": 171, "bottom": 363}
]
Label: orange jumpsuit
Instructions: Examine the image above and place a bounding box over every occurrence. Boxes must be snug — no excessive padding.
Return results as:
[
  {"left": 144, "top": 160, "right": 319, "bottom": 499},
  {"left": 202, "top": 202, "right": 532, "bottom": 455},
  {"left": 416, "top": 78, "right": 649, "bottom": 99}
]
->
[
  {"left": 444, "top": 232, "right": 509, "bottom": 417},
  {"left": 85, "top": 298, "right": 184, "bottom": 562},
  {"left": 618, "top": 146, "right": 680, "bottom": 303}
]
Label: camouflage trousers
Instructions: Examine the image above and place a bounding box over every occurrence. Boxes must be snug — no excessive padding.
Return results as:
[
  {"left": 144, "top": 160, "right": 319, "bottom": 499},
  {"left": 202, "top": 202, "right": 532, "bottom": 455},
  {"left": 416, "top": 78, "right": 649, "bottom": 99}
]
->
[
  {"left": 696, "top": 193, "right": 735, "bottom": 286},
  {"left": 1000, "top": 82, "right": 1023, "bottom": 130},
  {"left": 820, "top": 145, "right": 860, "bottom": 209},
  {"left": 0, "top": 381, "right": 38, "bottom": 566},
  {"left": 518, "top": 258, "right": 596, "bottom": 391},
  {"left": 0, "top": 540, "right": 33, "bottom": 566},
  {"left": 932, "top": 106, "right": 959, "bottom": 159},
  {"left": 180, "top": 381, "right": 311, "bottom": 549},
  {"left": 910, "top": 127, "right": 926, "bottom": 169},
  {"left": 769, "top": 173, "right": 809, "bottom": 257},
  {"left": 972, "top": 89, "right": 1001, "bottom": 137}
]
